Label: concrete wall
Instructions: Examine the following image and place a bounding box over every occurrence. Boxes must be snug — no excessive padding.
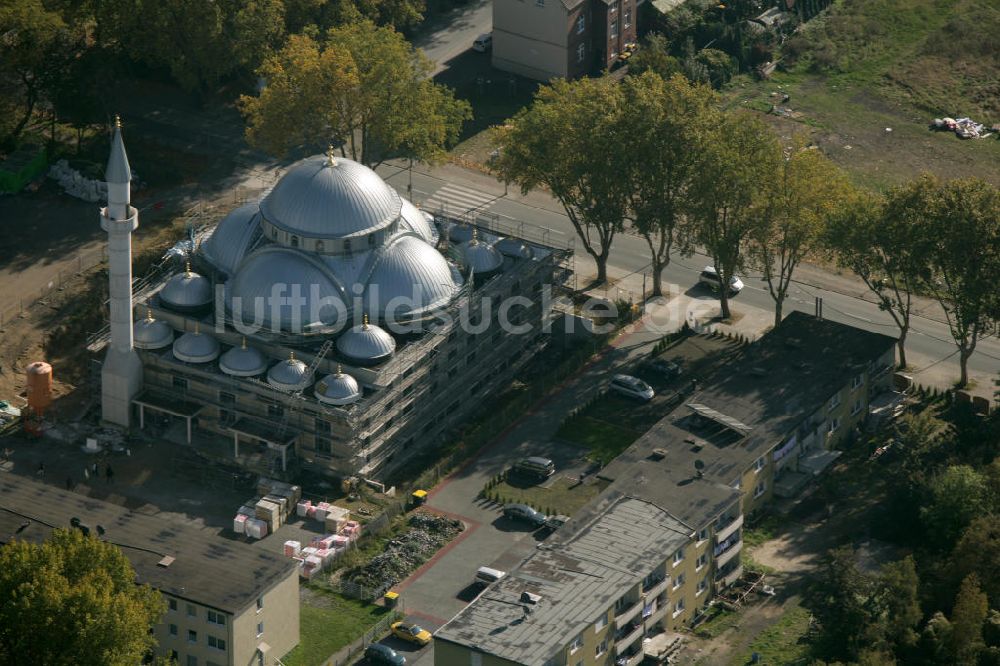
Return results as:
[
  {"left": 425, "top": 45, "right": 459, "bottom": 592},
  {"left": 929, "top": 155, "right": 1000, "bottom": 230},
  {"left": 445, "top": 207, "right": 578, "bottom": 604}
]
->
[
  {"left": 493, "top": 0, "right": 571, "bottom": 80},
  {"left": 155, "top": 595, "right": 236, "bottom": 666}
]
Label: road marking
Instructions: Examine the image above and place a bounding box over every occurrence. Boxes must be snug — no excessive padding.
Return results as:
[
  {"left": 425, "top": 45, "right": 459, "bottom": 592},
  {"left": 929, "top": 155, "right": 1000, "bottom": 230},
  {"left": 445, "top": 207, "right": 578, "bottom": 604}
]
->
[{"left": 422, "top": 183, "right": 497, "bottom": 215}]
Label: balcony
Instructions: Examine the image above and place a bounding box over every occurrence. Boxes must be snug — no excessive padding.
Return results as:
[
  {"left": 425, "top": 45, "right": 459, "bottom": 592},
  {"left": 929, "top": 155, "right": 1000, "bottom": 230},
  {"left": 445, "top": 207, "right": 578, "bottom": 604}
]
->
[
  {"left": 715, "top": 515, "right": 743, "bottom": 543},
  {"left": 614, "top": 623, "right": 643, "bottom": 656},
  {"left": 643, "top": 576, "right": 669, "bottom": 599},
  {"left": 715, "top": 564, "right": 743, "bottom": 588},
  {"left": 644, "top": 603, "right": 668, "bottom": 630},
  {"left": 715, "top": 540, "right": 742, "bottom": 568},
  {"left": 615, "top": 600, "right": 643, "bottom": 629},
  {"left": 615, "top": 649, "right": 644, "bottom": 666}
]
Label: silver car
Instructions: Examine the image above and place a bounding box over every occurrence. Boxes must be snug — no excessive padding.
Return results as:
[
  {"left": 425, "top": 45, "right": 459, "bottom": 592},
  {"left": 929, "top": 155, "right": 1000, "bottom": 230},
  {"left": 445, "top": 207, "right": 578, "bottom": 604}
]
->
[
  {"left": 699, "top": 266, "right": 744, "bottom": 295},
  {"left": 609, "top": 374, "right": 655, "bottom": 402}
]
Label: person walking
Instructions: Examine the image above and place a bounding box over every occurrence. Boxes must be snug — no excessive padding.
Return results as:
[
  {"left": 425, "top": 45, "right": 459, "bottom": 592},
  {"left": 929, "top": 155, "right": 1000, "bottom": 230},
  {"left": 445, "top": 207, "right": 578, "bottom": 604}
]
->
[
  {"left": 36, "top": 462, "right": 45, "bottom": 477},
  {"left": 105, "top": 463, "right": 113, "bottom": 484},
  {"left": 65, "top": 476, "right": 73, "bottom": 490},
  {"left": 91, "top": 462, "right": 98, "bottom": 477}
]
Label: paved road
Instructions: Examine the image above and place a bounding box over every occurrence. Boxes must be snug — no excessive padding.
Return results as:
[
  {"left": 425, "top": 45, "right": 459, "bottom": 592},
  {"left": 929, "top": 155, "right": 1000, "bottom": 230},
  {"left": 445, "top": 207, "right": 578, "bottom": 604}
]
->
[
  {"left": 413, "top": 0, "right": 492, "bottom": 75},
  {"left": 374, "top": 160, "right": 1000, "bottom": 386}
]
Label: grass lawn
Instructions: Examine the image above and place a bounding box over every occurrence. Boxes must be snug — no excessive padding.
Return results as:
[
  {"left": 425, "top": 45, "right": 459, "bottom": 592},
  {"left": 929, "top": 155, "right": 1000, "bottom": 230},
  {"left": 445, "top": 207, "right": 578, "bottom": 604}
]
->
[
  {"left": 280, "top": 588, "right": 392, "bottom": 666},
  {"left": 695, "top": 607, "right": 742, "bottom": 639},
  {"left": 486, "top": 476, "right": 610, "bottom": 516},
  {"left": 556, "top": 415, "right": 643, "bottom": 465},
  {"left": 729, "top": 605, "right": 813, "bottom": 666}
]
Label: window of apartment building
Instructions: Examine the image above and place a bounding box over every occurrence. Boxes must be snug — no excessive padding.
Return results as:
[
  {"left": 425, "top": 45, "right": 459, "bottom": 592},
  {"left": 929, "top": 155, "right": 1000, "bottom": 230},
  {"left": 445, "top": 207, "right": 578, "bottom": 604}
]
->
[
  {"left": 186, "top": 604, "right": 196, "bottom": 618},
  {"left": 569, "top": 633, "right": 584, "bottom": 654},
  {"left": 610, "top": 19, "right": 618, "bottom": 38},
  {"left": 828, "top": 392, "right": 841, "bottom": 411},
  {"left": 315, "top": 436, "right": 333, "bottom": 453},
  {"left": 852, "top": 373, "right": 864, "bottom": 389},
  {"left": 208, "top": 636, "right": 227, "bottom": 651},
  {"left": 828, "top": 417, "right": 841, "bottom": 434},
  {"left": 577, "top": 15, "right": 585, "bottom": 33},
  {"left": 851, "top": 398, "right": 863, "bottom": 416},
  {"left": 697, "top": 527, "right": 708, "bottom": 543},
  {"left": 672, "top": 548, "right": 684, "bottom": 565},
  {"left": 256, "top": 597, "right": 264, "bottom": 611},
  {"left": 168, "top": 598, "right": 177, "bottom": 612},
  {"left": 594, "top": 612, "right": 607, "bottom": 632},
  {"left": 697, "top": 578, "right": 708, "bottom": 595},
  {"left": 672, "top": 598, "right": 686, "bottom": 617},
  {"left": 695, "top": 553, "right": 707, "bottom": 571},
  {"left": 577, "top": 43, "right": 586, "bottom": 63},
  {"left": 315, "top": 418, "right": 331, "bottom": 434},
  {"left": 169, "top": 624, "right": 178, "bottom": 636},
  {"left": 187, "top": 656, "right": 197, "bottom": 666},
  {"left": 207, "top": 610, "right": 226, "bottom": 626},
  {"left": 754, "top": 480, "right": 766, "bottom": 498},
  {"left": 290, "top": 235, "right": 299, "bottom": 248},
  {"left": 624, "top": 5, "right": 631, "bottom": 27},
  {"left": 266, "top": 403, "right": 283, "bottom": 419},
  {"left": 187, "top": 630, "right": 197, "bottom": 643},
  {"left": 219, "top": 391, "right": 235, "bottom": 406},
  {"left": 595, "top": 640, "right": 608, "bottom": 657},
  {"left": 753, "top": 456, "right": 765, "bottom": 473},
  {"left": 256, "top": 621, "right": 264, "bottom": 637},
  {"left": 173, "top": 375, "right": 188, "bottom": 391},
  {"left": 170, "top": 651, "right": 179, "bottom": 662},
  {"left": 673, "top": 573, "right": 685, "bottom": 589}
]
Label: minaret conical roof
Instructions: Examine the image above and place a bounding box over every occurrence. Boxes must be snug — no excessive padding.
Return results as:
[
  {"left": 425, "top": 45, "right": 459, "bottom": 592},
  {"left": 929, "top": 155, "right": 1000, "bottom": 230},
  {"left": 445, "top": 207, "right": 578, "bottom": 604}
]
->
[{"left": 106, "top": 116, "right": 131, "bottom": 184}]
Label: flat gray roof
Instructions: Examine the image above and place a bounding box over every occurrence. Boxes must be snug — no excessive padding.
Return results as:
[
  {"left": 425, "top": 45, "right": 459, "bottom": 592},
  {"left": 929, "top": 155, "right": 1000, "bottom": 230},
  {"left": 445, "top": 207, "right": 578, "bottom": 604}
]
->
[
  {"left": 435, "top": 493, "right": 690, "bottom": 665},
  {"left": 0, "top": 475, "right": 296, "bottom": 614}
]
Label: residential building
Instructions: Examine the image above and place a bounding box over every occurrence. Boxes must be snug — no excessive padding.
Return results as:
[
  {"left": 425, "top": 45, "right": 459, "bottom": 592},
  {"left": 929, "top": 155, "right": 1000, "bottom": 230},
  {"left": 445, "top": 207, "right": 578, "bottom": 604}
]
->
[
  {"left": 492, "top": 0, "right": 637, "bottom": 81},
  {"left": 0, "top": 475, "right": 299, "bottom": 666}
]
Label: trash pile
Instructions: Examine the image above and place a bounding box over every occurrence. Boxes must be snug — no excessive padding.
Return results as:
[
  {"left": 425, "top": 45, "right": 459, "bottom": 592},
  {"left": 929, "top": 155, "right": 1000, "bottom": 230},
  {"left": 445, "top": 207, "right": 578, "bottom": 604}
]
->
[
  {"left": 931, "top": 117, "right": 994, "bottom": 140},
  {"left": 345, "top": 513, "right": 463, "bottom": 589}
]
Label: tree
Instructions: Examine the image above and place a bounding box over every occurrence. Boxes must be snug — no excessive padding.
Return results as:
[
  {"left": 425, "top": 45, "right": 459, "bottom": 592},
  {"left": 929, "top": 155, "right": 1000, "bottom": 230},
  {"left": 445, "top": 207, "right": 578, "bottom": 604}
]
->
[
  {"left": 827, "top": 184, "right": 933, "bottom": 369},
  {"left": 492, "top": 76, "right": 629, "bottom": 284},
  {"left": 627, "top": 33, "right": 681, "bottom": 80},
  {"left": 620, "top": 72, "right": 719, "bottom": 297},
  {"left": 951, "top": 515, "right": 1000, "bottom": 608},
  {"left": 95, "top": 0, "right": 286, "bottom": 93},
  {"left": 876, "top": 556, "right": 922, "bottom": 652},
  {"left": 0, "top": 528, "right": 165, "bottom": 665},
  {"left": 0, "top": 0, "right": 65, "bottom": 146},
  {"left": 810, "top": 546, "right": 879, "bottom": 661},
  {"left": 751, "top": 142, "right": 850, "bottom": 327},
  {"left": 920, "top": 465, "right": 988, "bottom": 548},
  {"left": 951, "top": 574, "right": 988, "bottom": 665},
  {"left": 923, "top": 176, "right": 1000, "bottom": 387},
  {"left": 684, "top": 111, "right": 780, "bottom": 319},
  {"left": 241, "top": 23, "right": 471, "bottom": 167}
]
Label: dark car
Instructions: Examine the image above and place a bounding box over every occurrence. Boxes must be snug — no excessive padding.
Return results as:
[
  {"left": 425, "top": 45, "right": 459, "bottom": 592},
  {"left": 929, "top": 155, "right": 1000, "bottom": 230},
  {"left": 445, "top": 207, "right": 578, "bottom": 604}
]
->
[
  {"left": 644, "top": 359, "right": 682, "bottom": 379},
  {"left": 365, "top": 643, "right": 406, "bottom": 666},
  {"left": 503, "top": 503, "right": 547, "bottom": 527},
  {"left": 511, "top": 456, "right": 555, "bottom": 481}
]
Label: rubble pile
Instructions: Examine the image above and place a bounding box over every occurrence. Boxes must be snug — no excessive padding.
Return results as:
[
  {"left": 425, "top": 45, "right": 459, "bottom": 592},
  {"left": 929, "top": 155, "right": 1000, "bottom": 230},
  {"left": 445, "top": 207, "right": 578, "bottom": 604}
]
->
[
  {"left": 931, "top": 117, "right": 994, "bottom": 140},
  {"left": 347, "top": 513, "right": 463, "bottom": 589}
]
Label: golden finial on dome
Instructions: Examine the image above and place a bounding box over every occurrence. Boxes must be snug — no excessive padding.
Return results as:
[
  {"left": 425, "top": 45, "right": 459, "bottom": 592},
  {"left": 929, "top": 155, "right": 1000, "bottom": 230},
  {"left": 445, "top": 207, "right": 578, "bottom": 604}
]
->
[
  {"left": 289, "top": 351, "right": 296, "bottom": 362},
  {"left": 184, "top": 260, "right": 192, "bottom": 276},
  {"left": 326, "top": 144, "right": 336, "bottom": 167},
  {"left": 193, "top": 321, "right": 200, "bottom": 335},
  {"left": 114, "top": 114, "right": 121, "bottom": 129},
  {"left": 145, "top": 307, "right": 154, "bottom": 321},
  {"left": 240, "top": 336, "right": 247, "bottom": 350},
  {"left": 471, "top": 227, "right": 479, "bottom": 243},
  {"left": 362, "top": 313, "right": 370, "bottom": 330}
]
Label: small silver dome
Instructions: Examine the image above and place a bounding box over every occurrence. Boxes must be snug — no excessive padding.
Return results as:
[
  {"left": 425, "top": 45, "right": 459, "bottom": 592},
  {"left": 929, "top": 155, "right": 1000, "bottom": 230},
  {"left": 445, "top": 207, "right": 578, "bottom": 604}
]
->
[
  {"left": 336, "top": 315, "right": 396, "bottom": 366},
  {"left": 201, "top": 203, "right": 261, "bottom": 275},
  {"left": 267, "top": 352, "right": 314, "bottom": 391},
  {"left": 160, "top": 263, "right": 213, "bottom": 312},
  {"left": 445, "top": 222, "right": 474, "bottom": 244},
  {"left": 172, "top": 324, "right": 221, "bottom": 363},
  {"left": 461, "top": 229, "right": 503, "bottom": 275},
  {"left": 260, "top": 153, "right": 401, "bottom": 240},
  {"left": 494, "top": 237, "right": 534, "bottom": 260},
  {"left": 133, "top": 309, "right": 173, "bottom": 350},
  {"left": 315, "top": 366, "right": 362, "bottom": 405},
  {"left": 219, "top": 337, "right": 267, "bottom": 377}
]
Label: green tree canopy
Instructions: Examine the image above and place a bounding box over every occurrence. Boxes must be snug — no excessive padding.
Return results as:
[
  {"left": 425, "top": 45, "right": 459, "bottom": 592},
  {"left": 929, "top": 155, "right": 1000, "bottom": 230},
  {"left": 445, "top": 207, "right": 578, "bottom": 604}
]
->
[
  {"left": 241, "top": 22, "right": 470, "bottom": 167},
  {"left": 951, "top": 574, "right": 988, "bottom": 665},
  {"left": 876, "top": 555, "right": 923, "bottom": 653},
  {"left": 491, "top": 76, "right": 630, "bottom": 284},
  {"left": 951, "top": 515, "right": 1000, "bottom": 608},
  {"left": 0, "top": 528, "right": 165, "bottom": 665},
  {"left": 627, "top": 33, "right": 681, "bottom": 80}
]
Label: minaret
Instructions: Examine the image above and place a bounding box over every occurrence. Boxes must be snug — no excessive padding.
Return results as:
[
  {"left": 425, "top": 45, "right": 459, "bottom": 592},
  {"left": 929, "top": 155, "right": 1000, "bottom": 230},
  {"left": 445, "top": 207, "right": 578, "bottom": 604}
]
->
[{"left": 100, "top": 116, "right": 143, "bottom": 426}]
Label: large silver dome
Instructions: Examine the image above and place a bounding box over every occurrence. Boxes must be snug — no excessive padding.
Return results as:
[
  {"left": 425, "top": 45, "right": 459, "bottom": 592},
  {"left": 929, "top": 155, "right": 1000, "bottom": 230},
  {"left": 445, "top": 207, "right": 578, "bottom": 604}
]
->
[
  {"left": 219, "top": 337, "right": 267, "bottom": 377},
  {"left": 363, "top": 234, "right": 462, "bottom": 320},
  {"left": 267, "top": 352, "right": 314, "bottom": 391},
  {"left": 160, "top": 264, "right": 213, "bottom": 312},
  {"left": 315, "top": 367, "right": 362, "bottom": 405},
  {"left": 201, "top": 203, "right": 261, "bottom": 276},
  {"left": 336, "top": 315, "right": 396, "bottom": 366},
  {"left": 133, "top": 310, "right": 173, "bottom": 350},
  {"left": 399, "top": 200, "right": 437, "bottom": 245},
  {"left": 445, "top": 222, "right": 474, "bottom": 244},
  {"left": 172, "top": 325, "right": 221, "bottom": 363},
  {"left": 227, "top": 247, "right": 348, "bottom": 331},
  {"left": 260, "top": 154, "right": 401, "bottom": 239}
]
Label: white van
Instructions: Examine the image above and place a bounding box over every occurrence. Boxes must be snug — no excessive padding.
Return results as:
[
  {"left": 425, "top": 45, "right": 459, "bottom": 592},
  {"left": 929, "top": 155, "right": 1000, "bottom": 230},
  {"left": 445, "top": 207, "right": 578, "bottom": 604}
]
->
[
  {"left": 473, "top": 33, "right": 493, "bottom": 52},
  {"left": 475, "top": 566, "right": 506, "bottom": 586}
]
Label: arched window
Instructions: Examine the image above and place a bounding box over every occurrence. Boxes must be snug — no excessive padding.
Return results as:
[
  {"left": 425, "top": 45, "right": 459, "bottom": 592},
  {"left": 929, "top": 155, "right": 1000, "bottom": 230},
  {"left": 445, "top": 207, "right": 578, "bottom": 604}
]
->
[
  {"left": 315, "top": 240, "right": 325, "bottom": 253},
  {"left": 290, "top": 235, "right": 299, "bottom": 248},
  {"left": 343, "top": 239, "right": 352, "bottom": 254}
]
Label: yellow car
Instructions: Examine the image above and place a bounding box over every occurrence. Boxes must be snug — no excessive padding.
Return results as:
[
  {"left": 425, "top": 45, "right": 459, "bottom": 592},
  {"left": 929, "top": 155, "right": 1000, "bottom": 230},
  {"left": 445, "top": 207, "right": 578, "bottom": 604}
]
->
[{"left": 391, "top": 622, "right": 432, "bottom": 647}]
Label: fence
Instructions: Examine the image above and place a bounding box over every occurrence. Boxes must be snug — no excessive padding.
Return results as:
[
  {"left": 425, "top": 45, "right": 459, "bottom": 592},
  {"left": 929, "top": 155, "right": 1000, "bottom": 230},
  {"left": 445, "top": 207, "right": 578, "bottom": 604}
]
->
[{"left": 315, "top": 610, "right": 403, "bottom": 666}]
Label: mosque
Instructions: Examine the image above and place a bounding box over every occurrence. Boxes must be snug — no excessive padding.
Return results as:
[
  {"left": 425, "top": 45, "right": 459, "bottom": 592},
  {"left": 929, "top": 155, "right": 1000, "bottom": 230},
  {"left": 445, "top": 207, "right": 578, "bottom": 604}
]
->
[{"left": 98, "top": 121, "right": 571, "bottom": 481}]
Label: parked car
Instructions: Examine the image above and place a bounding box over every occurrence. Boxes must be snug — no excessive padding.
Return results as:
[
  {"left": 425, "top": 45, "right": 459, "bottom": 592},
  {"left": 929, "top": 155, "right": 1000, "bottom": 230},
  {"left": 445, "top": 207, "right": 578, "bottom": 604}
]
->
[
  {"left": 698, "top": 266, "right": 744, "bottom": 295},
  {"left": 365, "top": 643, "right": 406, "bottom": 666},
  {"left": 503, "top": 503, "right": 547, "bottom": 527},
  {"left": 390, "top": 621, "right": 432, "bottom": 647},
  {"left": 543, "top": 514, "right": 570, "bottom": 530},
  {"left": 609, "top": 374, "right": 655, "bottom": 402},
  {"left": 472, "top": 33, "right": 492, "bottom": 52},
  {"left": 644, "top": 358, "right": 682, "bottom": 380},
  {"left": 512, "top": 456, "right": 555, "bottom": 480}
]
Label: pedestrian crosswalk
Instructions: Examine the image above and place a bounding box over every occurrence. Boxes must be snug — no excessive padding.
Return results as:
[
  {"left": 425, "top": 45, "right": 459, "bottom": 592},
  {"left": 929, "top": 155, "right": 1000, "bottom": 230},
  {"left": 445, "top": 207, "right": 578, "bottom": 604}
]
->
[{"left": 421, "top": 183, "right": 497, "bottom": 215}]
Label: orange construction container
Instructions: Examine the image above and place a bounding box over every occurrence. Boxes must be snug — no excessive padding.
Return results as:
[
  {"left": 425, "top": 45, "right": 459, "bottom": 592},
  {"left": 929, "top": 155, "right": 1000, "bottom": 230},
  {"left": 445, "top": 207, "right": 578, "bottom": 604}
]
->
[{"left": 26, "top": 361, "right": 52, "bottom": 415}]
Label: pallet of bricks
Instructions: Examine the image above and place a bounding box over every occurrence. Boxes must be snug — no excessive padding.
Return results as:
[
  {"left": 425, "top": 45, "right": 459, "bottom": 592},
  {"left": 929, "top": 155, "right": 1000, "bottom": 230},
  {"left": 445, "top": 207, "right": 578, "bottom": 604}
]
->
[
  {"left": 283, "top": 499, "right": 362, "bottom": 579},
  {"left": 231, "top": 478, "right": 303, "bottom": 540}
]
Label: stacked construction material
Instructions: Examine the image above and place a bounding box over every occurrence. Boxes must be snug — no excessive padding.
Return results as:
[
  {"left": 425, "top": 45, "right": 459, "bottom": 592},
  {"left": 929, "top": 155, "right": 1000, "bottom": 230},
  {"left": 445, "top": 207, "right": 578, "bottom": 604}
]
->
[
  {"left": 244, "top": 518, "right": 269, "bottom": 539},
  {"left": 324, "top": 505, "right": 351, "bottom": 534},
  {"left": 296, "top": 499, "right": 312, "bottom": 517},
  {"left": 284, "top": 540, "right": 301, "bottom": 557},
  {"left": 255, "top": 498, "right": 282, "bottom": 533},
  {"left": 232, "top": 504, "right": 255, "bottom": 535}
]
